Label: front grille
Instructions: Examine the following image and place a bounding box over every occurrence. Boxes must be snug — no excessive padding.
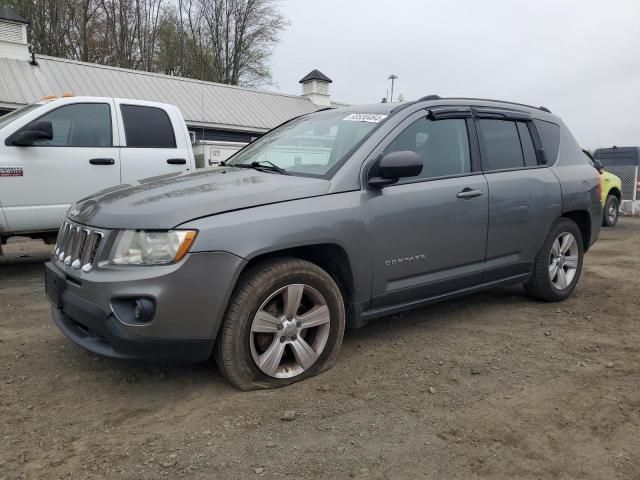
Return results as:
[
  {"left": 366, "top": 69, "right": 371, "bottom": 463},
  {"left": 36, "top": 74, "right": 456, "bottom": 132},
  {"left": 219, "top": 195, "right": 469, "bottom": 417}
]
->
[{"left": 54, "top": 220, "right": 104, "bottom": 273}]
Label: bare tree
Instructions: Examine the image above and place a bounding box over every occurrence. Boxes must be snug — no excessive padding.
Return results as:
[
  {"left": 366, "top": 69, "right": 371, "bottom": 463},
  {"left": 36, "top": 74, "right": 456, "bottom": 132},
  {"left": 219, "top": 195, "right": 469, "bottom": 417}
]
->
[{"left": 6, "top": 0, "right": 288, "bottom": 87}]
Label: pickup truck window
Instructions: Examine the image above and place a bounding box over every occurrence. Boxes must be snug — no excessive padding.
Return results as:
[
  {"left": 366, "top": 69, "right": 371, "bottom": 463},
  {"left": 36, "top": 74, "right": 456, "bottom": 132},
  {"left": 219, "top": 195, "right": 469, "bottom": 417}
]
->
[
  {"left": 21, "top": 103, "right": 112, "bottom": 147},
  {"left": 229, "top": 109, "right": 383, "bottom": 177},
  {"left": 384, "top": 117, "right": 471, "bottom": 180},
  {"left": 120, "top": 105, "right": 177, "bottom": 148}
]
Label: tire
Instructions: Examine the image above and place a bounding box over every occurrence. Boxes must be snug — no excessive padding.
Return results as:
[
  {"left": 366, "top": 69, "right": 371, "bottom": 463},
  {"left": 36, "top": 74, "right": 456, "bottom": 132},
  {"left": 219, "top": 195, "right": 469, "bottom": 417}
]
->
[
  {"left": 525, "top": 218, "right": 584, "bottom": 302},
  {"left": 602, "top": 195, "right": 619, "bottom": 227},
  {"left": 215, "top": 257, "right": 345, "bottom": 390}
]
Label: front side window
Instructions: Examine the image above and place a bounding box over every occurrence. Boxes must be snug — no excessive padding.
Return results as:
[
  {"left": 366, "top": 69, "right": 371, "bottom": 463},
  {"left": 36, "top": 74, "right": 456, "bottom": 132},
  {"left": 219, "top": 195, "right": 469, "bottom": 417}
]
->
[
  {"left": 229, "top": 110, "right": 385, "bottom": 177},
  {"left": 120, "top": 105, "right": 176, "bottom": 148},
  {"left": 477, "top": 119, "right": 525, "bottom": 170},
  {"left": 384, "top": 117, "right": 471, "bottom": 180},
  {"left": 25, "top": 103, "right": 112, "bottom": 147}
]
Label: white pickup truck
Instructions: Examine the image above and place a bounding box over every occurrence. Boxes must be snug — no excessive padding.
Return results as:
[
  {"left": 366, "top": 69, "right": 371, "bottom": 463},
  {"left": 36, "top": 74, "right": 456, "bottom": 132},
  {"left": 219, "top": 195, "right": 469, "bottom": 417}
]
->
[{"left": 0, "top": 96, "right": 197, "bottom": 249}]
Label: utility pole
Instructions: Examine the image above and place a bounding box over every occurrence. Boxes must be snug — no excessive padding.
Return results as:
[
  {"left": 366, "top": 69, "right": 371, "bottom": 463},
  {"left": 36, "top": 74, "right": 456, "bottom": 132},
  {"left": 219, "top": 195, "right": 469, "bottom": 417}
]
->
[{"left": 388, "top": 74, "right": 398, "bottom": 102}]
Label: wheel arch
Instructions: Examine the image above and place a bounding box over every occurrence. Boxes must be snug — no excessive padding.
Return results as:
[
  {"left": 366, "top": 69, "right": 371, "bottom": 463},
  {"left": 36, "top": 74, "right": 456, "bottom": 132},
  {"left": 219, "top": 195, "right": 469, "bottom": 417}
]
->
[
  {"left": 561, "top": 210, "right": 591, "bottom": 251},
  {"left": 607, "top": 187, "right": 622, "bottom": 202},
  {"left": 232, "top": 243, "right": 357, "bottom": 326}
]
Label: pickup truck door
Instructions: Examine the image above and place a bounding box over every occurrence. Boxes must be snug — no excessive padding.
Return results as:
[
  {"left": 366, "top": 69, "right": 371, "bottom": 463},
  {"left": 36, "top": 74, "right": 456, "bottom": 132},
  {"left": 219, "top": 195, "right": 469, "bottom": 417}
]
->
[
  {"left": 0, "top": 99, "right": 121, "bottom": 233},
  {"left": 366, "top": 108, "right": 489, "bottom": 309},
  {"left": 115, "top": 100, "right": 193, "bottom": 183}
]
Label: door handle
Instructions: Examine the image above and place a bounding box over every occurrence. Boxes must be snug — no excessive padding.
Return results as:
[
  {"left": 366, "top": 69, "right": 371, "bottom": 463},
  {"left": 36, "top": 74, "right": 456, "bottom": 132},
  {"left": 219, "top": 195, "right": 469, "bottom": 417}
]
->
[
  {"left": 89, "top": 158, "right": 115, "bottom": 165},
  {"left": 456, "top": 188, "right": 483, "bottom": 199},
  {"left": 167, "top": 158, "right": 187, "bottom": 165}
]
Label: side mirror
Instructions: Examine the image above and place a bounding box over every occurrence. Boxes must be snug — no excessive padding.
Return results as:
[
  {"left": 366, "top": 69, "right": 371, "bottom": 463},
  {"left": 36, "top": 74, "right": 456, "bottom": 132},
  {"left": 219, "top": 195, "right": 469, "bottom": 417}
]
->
[
  {"left": 8, "top": 120, "right": 53, "bottom": 146},
  {"left": 368, "top": 150, "right": 423, "bottom": 188},
  {"left": 593, "top": 159, "right": 604, "bottom": 174}
]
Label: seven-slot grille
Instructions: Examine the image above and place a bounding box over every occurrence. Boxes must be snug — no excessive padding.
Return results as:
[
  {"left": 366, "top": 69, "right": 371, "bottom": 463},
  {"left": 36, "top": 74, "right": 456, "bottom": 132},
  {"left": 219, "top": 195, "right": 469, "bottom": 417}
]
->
[{"left": 54, "top": 220, "right": 104, "bottom": 273}]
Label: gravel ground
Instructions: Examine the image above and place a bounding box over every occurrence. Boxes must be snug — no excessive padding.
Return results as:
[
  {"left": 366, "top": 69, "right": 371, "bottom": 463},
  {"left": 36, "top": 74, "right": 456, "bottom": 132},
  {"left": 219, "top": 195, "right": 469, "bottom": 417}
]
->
[{"left": 1, "top": 219, "right": 639, "bottom": 479}]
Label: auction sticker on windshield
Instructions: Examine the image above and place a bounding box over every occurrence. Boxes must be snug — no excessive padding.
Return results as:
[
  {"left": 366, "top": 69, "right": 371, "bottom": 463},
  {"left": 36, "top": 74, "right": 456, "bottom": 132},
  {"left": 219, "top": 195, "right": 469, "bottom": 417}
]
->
[
  {"left": 343, "top": 113, "right": 388, "bottom": 123},
  {"left": 0, "top": 167, "right": 23, "bottom": 177}
]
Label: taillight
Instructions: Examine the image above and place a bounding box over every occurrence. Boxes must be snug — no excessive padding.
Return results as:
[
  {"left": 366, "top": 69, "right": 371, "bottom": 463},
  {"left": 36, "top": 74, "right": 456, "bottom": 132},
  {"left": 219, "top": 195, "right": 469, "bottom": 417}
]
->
[{"left": 637, "top": 175, "right": 640, "bottom": 193}]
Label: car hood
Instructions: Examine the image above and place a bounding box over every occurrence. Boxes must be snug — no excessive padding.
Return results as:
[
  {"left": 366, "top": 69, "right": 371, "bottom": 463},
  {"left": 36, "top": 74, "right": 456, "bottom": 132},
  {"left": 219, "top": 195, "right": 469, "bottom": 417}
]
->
[{"left": 70, "top": 167, "right": 331, "bottom": 229}]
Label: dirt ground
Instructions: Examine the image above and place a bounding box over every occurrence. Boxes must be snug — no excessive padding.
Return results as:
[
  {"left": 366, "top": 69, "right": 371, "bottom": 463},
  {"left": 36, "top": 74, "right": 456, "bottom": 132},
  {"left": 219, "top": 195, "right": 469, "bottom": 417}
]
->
[{"left": 1, "top": 220, "right": 639, "bottom": 480}]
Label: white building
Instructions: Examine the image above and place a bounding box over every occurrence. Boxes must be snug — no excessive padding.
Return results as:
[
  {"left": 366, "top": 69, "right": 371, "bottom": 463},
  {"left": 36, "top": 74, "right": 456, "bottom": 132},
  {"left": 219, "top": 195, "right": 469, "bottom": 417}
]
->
[{"left": 0, "top": 5, "right": 342, "bottom": 164}]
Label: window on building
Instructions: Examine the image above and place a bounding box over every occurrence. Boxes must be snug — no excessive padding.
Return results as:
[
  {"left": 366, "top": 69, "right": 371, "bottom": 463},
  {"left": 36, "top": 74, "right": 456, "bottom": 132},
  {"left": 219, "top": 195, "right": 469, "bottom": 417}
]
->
[
  {"left": 120, "top": 105, "right": 176, "bottom": 148},
  {"left": 477, "top": 119, "right": 525, "bottom": 170},
  {"left": 26, "top": 103, "right": 112, "bottom": 147},
  {"left": 384, "top": 117, "right": 471, "bottom": 180}
]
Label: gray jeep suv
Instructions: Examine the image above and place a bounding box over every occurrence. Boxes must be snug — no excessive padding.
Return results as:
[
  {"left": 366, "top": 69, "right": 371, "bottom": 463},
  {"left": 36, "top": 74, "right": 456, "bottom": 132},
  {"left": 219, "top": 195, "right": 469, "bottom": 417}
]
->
[{"left": 45, "top": 96, "right": 602, "bottom": 390}]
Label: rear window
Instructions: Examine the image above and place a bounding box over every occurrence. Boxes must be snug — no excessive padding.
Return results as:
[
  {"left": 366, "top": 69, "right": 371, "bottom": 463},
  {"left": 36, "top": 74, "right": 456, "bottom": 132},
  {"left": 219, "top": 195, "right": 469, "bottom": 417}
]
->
[
  {"left": 533, "top": 119, "right": 560, "bottom": 164},
  {"left": 120, "top": 105, "right": 176, "bottom": 148}
]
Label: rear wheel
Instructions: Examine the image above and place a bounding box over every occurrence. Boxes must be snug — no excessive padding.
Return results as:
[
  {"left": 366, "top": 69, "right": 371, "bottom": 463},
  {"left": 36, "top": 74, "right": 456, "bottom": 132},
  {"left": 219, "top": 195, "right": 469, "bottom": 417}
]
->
[
  {"left": 525, "top": 218, "right": 584, "bottom": 302},
  {"left": 602, "top": 195, "right": 619, "bottom": 227},
  {"left": 215, "top": 258, "right": 345, "bottom": 390}
]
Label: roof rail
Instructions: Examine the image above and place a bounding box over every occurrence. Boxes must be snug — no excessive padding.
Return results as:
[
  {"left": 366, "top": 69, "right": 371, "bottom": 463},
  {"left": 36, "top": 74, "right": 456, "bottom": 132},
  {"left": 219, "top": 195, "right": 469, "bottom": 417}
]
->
[
  {"left": 416, "top": 94, "right": 442, "bottom": 101},
  {"left": 415, "top": 95, "right": 552, "bottom": 114}
]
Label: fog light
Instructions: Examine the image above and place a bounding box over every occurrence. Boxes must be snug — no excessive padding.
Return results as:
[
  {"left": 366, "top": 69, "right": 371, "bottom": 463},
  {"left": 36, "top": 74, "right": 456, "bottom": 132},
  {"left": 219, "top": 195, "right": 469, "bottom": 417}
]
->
[{"left": 133, "top": 298, "right": 155, "bottom": 323}]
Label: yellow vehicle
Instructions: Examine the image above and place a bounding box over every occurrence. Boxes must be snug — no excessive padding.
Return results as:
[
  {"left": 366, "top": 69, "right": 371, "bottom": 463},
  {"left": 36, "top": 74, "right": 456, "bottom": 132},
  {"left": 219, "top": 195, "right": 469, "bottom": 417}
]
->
[{"left": 583, "top": 150, "right": 622, "bottom": 226}]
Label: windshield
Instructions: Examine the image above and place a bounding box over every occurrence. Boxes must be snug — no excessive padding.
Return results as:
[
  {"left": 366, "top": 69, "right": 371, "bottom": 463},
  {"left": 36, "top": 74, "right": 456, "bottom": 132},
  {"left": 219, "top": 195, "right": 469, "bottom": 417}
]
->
[
  {"left": 0, "top": 103, "right": 43, "bottom": 130},
  {"left": 229, "top": 109, "right": 388, "bottom": 177}
]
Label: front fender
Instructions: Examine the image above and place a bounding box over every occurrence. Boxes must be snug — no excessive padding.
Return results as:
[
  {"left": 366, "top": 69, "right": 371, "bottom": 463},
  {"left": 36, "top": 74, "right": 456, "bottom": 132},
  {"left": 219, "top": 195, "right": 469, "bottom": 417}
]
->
[{"left": 181, "top": 192, "right": 372, "bottom": 303}]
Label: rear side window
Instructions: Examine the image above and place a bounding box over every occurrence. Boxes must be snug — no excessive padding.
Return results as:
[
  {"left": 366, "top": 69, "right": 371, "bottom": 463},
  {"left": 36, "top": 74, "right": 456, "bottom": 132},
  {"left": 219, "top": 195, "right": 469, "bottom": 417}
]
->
[
  {"left": 120, "top": 105, "right": 176, "bottom": 148},
  {"left": 517, "top": 122, "right": 538, "bottom": 167},
  {"left": 477, "top": 119, "right": 524, "bottom": 170},
  {"left": 533, "top": 119, "right": 560, "bottom": 164}
]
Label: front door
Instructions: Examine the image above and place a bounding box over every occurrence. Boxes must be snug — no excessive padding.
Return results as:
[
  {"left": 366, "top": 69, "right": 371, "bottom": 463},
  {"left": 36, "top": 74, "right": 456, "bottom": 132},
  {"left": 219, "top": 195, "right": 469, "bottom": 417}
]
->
[
  {"left": 0, "top": 101, "right": 120, "bottom": 233},
  {"left": 367, "top": 110, "right": 489, "bottom": 308}
]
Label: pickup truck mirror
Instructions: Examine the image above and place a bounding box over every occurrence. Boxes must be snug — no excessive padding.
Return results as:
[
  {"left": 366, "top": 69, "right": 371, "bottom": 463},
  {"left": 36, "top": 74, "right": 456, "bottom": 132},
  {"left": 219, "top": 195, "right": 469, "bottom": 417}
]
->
[
  {"left": 8, "top": 120, "right": 53, "bottom": 146},
  {"left": 368, "top": 150, "right": 423, "bottom": 188}
]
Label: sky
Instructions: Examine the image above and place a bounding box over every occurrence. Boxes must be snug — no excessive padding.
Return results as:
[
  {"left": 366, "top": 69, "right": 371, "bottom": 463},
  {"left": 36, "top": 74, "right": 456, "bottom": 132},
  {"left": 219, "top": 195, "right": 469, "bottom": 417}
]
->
[{"left": 270, "top": 0, "right": 640, "bottom": 149}]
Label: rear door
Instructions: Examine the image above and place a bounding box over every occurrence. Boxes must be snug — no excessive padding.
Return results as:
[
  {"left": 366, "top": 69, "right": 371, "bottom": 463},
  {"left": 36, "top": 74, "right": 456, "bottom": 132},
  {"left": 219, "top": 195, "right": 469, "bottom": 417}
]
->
[
  {"left": 0, "top": 99, "right": 120, "bottom": 233},
  {"left": 474, "top": 109, "right": 562, "bottom": 281},
  {"left": 367, "top": 107, "right": 489, "bottom": 307},
  {"left": 116, "top": 101, "right": 192, "bottom": 183}
]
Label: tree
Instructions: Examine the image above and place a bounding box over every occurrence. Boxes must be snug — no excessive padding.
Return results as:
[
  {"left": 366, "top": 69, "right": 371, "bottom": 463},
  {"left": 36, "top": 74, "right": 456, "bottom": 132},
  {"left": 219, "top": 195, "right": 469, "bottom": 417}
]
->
[{"left": 6, "top": 0, "right": 288, "bottom": 87}]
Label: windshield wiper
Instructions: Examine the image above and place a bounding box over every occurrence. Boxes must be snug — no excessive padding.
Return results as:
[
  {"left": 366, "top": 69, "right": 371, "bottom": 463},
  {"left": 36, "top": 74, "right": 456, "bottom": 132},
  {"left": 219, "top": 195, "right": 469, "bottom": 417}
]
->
[{"left": 232, "top": 160, "right": 289, "bottom": 175}]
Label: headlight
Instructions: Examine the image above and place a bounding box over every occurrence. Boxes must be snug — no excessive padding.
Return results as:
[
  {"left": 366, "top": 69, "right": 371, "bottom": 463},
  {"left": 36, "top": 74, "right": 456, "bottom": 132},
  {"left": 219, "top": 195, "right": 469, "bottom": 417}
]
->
[{"left": 109, "top": 230, "right": 197, "bottom": 265}]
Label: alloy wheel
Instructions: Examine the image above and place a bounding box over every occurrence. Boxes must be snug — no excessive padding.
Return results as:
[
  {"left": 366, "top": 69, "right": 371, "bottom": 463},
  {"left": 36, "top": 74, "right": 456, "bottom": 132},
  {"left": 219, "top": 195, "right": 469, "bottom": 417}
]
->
[
  {"left": 548, "top": 232, "right": 579, "bottom": 290},
  {"left": 250, "top": 284, "right": 331, "bottom": 378},
  {"left": 607, "top": 202, "right": 618, "bottom": 224}
]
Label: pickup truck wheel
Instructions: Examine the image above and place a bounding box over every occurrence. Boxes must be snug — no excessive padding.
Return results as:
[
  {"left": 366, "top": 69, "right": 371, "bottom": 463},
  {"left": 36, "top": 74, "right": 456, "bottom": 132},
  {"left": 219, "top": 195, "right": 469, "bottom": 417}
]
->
[
  {"left": 602, "top": 195, "right": 619, "bottom": 227},
  {"left": 215, "top": 258, "right": 345, "bottom": 390},
  {"left": 525, "top": 218, "right": 584, "bottom": 302}
]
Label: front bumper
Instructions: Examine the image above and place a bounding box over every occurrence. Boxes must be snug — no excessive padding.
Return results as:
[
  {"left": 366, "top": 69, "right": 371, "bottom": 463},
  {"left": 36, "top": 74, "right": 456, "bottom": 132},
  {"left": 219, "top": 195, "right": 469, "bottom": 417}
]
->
[{"left": 47, "top": 251, "right": 246, "bottom": 362}]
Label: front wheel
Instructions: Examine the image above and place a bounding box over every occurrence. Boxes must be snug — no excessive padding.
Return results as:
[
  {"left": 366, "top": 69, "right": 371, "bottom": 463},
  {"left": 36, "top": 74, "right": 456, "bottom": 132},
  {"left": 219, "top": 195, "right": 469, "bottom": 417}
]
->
[
  {"left": 215, "top": 258, "right": 345, "bottom": 390},
  {"left": 525, "top": 218, "right": 584, "bottom": 302},
  {"left": 602, "top": 195, "right": 619, "bottom": 227}
]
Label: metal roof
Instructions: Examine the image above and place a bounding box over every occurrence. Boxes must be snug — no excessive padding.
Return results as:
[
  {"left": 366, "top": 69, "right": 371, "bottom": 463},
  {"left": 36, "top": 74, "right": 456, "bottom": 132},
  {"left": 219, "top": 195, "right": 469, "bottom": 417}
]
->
[{"left": 0, "top": 55, "right": 320, "bottom": 132}]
